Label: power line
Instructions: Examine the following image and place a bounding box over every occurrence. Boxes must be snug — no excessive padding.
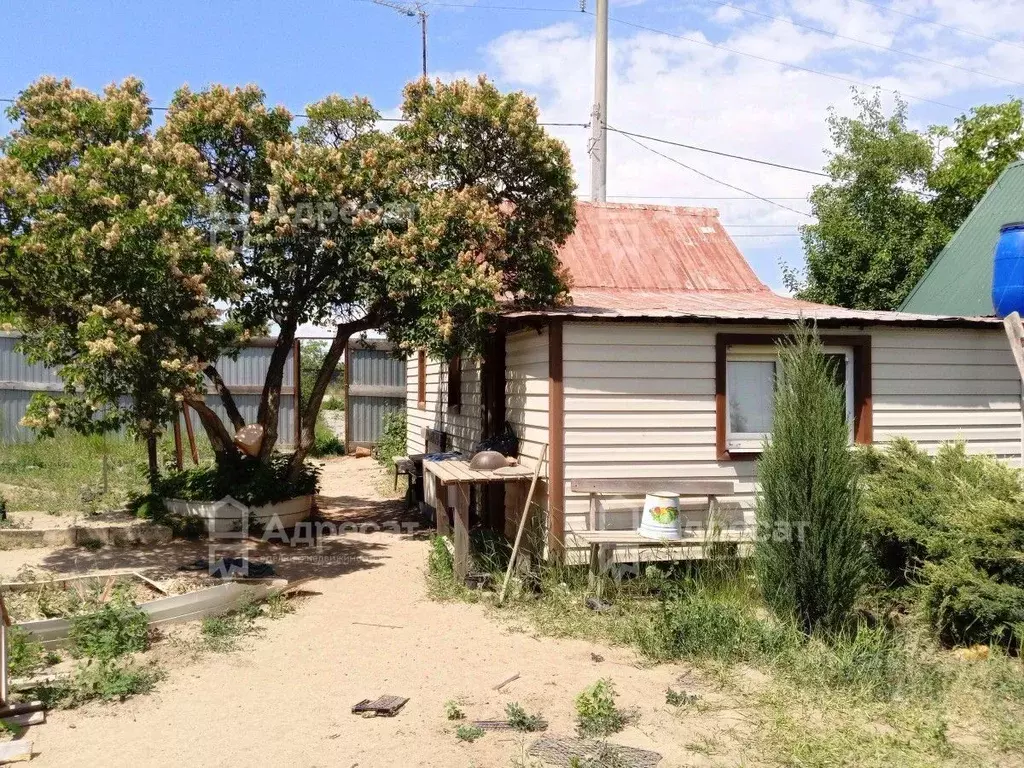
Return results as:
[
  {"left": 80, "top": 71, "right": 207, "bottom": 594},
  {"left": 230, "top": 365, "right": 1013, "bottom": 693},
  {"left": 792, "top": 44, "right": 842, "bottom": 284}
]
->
[
  {"left": 731, "top": 233, "right": 802, "bottom": 238},
  {"left": 370, "top": 0, "right": 973, "bottom": 111},
  {"left": 598, "top": 13, "right": 966, "bottom": 112},
  {"left": 605, "top": 126, "right": 829, "bottom": 177},
  {"left": 846, "top": 0, "right": 1024, "bottom": 53},
  {"left": 604, "top": 194, "right": 809, "bottom": 200},
  {"left": 611, "top": 126, "right": 816, "bottom": 218},
  {"left": 702, "top": 0, "right": 1024, "bottom": 89}
]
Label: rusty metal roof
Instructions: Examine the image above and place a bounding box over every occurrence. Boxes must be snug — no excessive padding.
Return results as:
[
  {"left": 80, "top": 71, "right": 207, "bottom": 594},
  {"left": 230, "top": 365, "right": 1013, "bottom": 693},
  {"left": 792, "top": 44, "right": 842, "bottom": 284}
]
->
[
  {"left": 515, "top": 202, "right": 999, "bottom": 328},
  {"left": 560, "top": 202, "right": 768, "bottom": 292}
]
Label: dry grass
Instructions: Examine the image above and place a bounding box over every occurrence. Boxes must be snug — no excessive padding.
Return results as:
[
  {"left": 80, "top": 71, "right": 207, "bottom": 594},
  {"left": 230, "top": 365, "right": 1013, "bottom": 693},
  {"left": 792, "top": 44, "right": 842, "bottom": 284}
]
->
[{"left": 429, "top": 546, "right": 1024, "bottom": 767}]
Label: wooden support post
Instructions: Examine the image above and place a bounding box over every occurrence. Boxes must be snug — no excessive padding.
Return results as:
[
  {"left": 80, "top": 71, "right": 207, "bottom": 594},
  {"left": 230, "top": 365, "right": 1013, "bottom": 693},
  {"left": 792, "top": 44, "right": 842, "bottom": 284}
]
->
[
  {"left": 453, "top": 485, "right": 471, "bottom": 584},
  {"left": 434, "top": 474, "right": 449, "bottom": 536},
  {"left": 1004, "top": 312, "right": 1024, "bottom": 381},
  {"left": 182, "top": 404, "right": 200, "bottom": 465},
  {"left": 0, "top": 592, "right": 9, "bottom": 708},
  {"left": 172, "top": 412, "right": 184, "bottom": 471}
]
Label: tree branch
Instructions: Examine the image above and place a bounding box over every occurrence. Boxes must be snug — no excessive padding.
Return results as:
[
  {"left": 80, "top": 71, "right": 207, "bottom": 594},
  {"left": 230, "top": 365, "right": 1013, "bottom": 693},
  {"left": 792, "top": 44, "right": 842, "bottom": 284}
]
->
[
  {"left": 204, "top": 364, "right": 245, "bottom": 431},
  {"left": 185, "top": 396, "right": 241, "bottom": 463},
  {"left": 256, "top": 317, "right": 298, "bottom": 460},
  {"left": 287, "top": 310, "right": 379, "bottom": 479}
]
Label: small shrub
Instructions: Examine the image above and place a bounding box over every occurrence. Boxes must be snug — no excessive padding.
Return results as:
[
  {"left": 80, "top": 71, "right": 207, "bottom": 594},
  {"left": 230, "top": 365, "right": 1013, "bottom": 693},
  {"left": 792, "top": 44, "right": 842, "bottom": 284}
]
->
[
  {"left": 68, "top": 598, "right": 149, "bottom": 660},
  {"left": 455, "top": 724, "right": 485, "bottom": 742},
  {"left": 373, "top": 409, "right": 407, "bottom": 467},
  {"left": 60, "top": 660, "right": 160, "bottom": 706},
  {"left": 755, "top": 324, "right": 870, "bottom": 636},
  {"left": 574, "top": 679, "right": 626, "bottom": 737},
  {"left": 505, "top": 701, "right": 545, "bottom": 732},
  {"left": 638, "top": 581, "right": 801, "bottom": 664},
  {"left": 0, "top": 491, "right": 8, "bottom": 520},
  {"left": 7, "top": 626, "right": 59, "bottom": 677},
  {"left": 427, "top": 535, "right": 458, "bottom": 598},
  {"left": 322, "top": 395, "right": 345, "bottom": 411},
  {"left": 665, "top": 688, "right": 699, "bottom": 707},
  {"left": 155, "top": 453, "right": 320, "bottom": 506},
  {"left": 860, "top": 439, "right": 1024, "bottom": 649},
  {"left": 445, "top": 699, "right": 465, "bottom": 720},
  {"left": 311, "top": 417, "right": 344, "bottom": 457}
]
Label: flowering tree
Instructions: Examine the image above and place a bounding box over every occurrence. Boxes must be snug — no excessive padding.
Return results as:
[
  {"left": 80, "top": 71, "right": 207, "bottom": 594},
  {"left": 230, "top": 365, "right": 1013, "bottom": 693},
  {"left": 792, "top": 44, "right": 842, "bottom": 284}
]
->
[
  {"left": 164, "top": 76, "right": 576, "bottom": 478},
  {"left": 1, "top": 75, "right": 576, "bottom": 484},
  {"left": 0, "top": 78, "right": 242, "bottom": 484}
]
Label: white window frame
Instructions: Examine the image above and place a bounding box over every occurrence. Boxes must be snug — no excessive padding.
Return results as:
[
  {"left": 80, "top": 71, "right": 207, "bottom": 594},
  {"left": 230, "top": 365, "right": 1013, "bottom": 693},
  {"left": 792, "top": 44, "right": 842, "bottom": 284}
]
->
[{"left": 725, "top": 344, "right": 854, "bottom": 453}]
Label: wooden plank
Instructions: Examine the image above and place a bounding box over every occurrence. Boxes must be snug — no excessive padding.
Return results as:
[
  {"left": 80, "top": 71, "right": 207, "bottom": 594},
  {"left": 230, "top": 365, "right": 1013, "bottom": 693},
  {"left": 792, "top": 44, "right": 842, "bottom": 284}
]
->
[
  {"left": 433, "top": 472, "right": 449, "bottom": 536},
  {"left": 1004, "top": 312, "right": 1024, "bottom": 382},
  {"left": 570, "top": 479, "right": 735, "bottom": 495},
  {"left": 453, "top": 485, "right": 471, "bottom": 584},
  {"left": 0, "top": 739, "right": 32, "bottom": 763},
  {"left": 568, "top": 529, "right": 751, "bottom": 544}
]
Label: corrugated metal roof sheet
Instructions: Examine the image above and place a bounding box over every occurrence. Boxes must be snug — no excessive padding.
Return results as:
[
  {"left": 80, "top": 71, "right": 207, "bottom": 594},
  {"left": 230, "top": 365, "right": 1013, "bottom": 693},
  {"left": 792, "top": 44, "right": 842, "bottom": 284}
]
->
[
  {"left": 516, "top": 202, "right": 1000, "bottom": 328},
  {"left": 901, "top": 161, "right": 1024, "bottom": 316},
  {"left": 561, "top": 203, "right": 767, "bottom": 292},
  {"left": 507, "top": 288, "right": 998, "bottom": 327}
]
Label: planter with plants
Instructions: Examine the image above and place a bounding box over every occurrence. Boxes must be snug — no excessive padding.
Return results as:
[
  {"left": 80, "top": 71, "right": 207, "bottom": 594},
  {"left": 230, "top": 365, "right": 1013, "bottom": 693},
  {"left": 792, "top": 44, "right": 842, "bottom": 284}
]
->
[{"left": 156, "top": 454, "right": 321, "bottom": 535}]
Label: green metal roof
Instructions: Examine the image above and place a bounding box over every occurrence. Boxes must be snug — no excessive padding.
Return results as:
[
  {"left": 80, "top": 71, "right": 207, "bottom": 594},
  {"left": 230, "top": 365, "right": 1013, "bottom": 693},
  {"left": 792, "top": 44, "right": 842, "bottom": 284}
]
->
[{"left": 901, "top": 160, "right": 1024, "bottom": 316}]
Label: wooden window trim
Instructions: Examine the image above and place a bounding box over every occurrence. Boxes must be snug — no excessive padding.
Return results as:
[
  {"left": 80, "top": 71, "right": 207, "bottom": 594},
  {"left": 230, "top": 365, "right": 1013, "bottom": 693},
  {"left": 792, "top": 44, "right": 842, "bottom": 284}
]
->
[
  {"left": 715, "top": 333, "right": 872, "bottom": 461},
  {"left": 447, "top": 355, "right": 462, "bottom": 414},
  {"left": 416, "top": 350, "right": 426, "bottom": 410}
]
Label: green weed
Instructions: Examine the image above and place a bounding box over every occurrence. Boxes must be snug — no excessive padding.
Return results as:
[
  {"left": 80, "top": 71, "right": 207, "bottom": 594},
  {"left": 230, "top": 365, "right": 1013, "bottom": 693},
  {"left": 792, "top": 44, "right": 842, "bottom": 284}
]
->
[
  {"left": 67, "top": 597, "right": 149, "bottom": 660},
  {"left": 505, "top": 702, "right": 545, "bottom": 732},
  {"left": 455, "top": 724, "right": 485, "bottom": 742},
  {"left": 574, "top": 679, "right": 626, "bottom": 738}
]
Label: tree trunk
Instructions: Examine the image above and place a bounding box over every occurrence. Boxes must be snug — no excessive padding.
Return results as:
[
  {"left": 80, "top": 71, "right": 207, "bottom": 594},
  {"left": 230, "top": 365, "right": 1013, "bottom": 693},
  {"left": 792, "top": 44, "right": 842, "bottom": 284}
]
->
[
  {"left": 146, "top": 433, "right": 160, "bottom": 490},
  {"left": 287, "top": 315, "right": 375, "bottom": 481},
  {"left": 256, "top": 319, "right": 299, "bottom": 461},
  {"left": 187, "top": 397, "right": 242, "bottom": 465},
  {"left": 204, "top": 364, "right": 245, "bottom": 431}
]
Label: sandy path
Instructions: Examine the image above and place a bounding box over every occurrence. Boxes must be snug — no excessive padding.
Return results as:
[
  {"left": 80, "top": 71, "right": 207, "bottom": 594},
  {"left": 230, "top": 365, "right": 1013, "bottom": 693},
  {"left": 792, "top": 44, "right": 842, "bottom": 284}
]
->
[{"left": 4, "top": 458, "right": 747, "bottom": 767}]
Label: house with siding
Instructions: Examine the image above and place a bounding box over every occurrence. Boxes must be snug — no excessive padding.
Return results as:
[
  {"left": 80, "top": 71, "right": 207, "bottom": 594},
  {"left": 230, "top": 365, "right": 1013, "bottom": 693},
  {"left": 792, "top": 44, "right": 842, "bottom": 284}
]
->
[{"left": 407, "top": 202, "right": 1018, "bottom": 559}]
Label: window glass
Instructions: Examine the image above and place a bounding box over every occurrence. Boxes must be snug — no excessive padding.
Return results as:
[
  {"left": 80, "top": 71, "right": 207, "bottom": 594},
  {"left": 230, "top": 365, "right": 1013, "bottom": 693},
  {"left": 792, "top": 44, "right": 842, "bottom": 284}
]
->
[
  {"left": 727, "top": 360, "right": 776, "bottom": 434},
  {"left": 725, "top": 346, "right": 854, "bottom": 452}
]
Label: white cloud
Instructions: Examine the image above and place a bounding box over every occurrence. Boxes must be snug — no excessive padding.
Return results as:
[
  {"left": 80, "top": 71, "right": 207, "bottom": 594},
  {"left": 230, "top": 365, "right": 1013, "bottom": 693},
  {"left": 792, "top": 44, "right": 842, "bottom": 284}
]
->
[{"left": 478, "top": 0, "right": 1024, "bottom": 289}]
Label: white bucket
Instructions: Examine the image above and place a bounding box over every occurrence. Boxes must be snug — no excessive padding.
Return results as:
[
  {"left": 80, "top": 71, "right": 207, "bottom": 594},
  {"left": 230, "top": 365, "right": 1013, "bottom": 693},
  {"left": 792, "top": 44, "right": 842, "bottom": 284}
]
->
[{"left": 637, "top": 492, "right": 682, "bottom": 540}]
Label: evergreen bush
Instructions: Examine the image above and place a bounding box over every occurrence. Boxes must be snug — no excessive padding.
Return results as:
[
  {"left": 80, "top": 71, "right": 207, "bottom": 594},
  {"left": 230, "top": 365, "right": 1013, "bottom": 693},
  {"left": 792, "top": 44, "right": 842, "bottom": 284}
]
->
[
  {"left": 859, "top": 438, "right": 1024, "bottom": 649},
  {"left": 755, "top": 324, "right": 870, "bottom": 636}
]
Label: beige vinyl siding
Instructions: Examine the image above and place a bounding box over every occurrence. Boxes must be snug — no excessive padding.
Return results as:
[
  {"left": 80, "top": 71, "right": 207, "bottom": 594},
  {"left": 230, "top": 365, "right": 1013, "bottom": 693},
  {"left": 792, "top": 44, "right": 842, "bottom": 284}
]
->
[
  {"left": 559, "top": 321, "right": 1022, "bottom": 549},
  {"left": 505, "top": 328, "right": 550, "bottom": 533},
  {"left": 405, "top": 355, "right": 483, "bottom": 455},
  {"left": 871, "top": 327, "right": 1022, "bottom": 459}
]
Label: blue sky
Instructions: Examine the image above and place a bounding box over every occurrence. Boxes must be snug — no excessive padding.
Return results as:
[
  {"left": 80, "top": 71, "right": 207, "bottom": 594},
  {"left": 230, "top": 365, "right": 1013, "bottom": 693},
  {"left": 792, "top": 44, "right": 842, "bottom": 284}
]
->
[{"left": 4, "top": 0, "right": 1024, "bottom": 292}]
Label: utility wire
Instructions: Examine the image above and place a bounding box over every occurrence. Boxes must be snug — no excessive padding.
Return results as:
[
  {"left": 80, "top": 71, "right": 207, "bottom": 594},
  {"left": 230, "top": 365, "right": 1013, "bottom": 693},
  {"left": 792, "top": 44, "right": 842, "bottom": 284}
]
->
[
  {"left": 702, "top": 0, "right": 1024, "bottom": 89},
  {"left": 846, "top": 0, "right": 1024, "bottom": 53},
  {"left": 604, "top": 126, "right": 829, "bottom": 177},
  {"left": 603, "top": 194, "right": 809, "bottom": 200},
  {"left": 611, "top": 126, "right": 815, "bottom": 218}
]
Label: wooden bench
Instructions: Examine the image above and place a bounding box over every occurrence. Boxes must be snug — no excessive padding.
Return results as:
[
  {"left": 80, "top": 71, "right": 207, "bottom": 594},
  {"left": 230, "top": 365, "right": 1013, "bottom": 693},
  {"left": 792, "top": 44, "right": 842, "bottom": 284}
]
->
[{"left": 567, "top": 479, "right": 744, "bottom": 595}]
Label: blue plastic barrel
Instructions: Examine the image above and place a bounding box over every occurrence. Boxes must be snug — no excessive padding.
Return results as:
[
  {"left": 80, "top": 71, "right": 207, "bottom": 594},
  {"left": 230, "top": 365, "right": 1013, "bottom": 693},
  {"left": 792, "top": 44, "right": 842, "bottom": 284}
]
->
[{"left": 992, "top": 223, "right": 1024, "bottom": 317}]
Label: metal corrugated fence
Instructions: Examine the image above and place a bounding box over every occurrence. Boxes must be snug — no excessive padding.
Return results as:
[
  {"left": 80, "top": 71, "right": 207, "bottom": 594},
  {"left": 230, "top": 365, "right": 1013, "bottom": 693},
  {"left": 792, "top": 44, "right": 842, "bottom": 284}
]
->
[
  {"left": 0, "top": 332, "right": 298, "bottom": 446},
  {"left": 345, "top": 340, "right": 406, "bottom": 449}
]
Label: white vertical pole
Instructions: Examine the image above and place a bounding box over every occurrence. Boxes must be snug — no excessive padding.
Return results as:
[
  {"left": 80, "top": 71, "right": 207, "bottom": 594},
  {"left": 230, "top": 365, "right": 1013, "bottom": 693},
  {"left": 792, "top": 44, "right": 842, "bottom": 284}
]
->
[{"left": 590, "top": 0, "right": 608, "bottom": 202}]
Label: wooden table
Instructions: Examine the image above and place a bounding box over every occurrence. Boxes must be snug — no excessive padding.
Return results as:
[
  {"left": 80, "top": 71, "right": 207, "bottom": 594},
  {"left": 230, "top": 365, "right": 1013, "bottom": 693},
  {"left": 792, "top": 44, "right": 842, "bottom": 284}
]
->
[{"left": 423, "top": 459, "right": 534, "bottom": 583}]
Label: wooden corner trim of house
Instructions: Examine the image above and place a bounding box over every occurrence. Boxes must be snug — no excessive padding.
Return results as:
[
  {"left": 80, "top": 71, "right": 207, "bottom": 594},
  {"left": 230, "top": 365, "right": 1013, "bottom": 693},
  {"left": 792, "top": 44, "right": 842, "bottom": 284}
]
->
[{"left": 548, "top": 318, "right": 565, "bottom": 556}]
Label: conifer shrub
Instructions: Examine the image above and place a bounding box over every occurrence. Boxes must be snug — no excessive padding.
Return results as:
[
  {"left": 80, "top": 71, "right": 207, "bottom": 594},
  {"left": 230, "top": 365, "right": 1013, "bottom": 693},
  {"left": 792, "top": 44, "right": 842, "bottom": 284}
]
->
[
  {"left": 859, "top": 438, "right": 1024, "bottom": 649},
  {"left": 755, "top": 324, "right": 870, "bottom": 636}
]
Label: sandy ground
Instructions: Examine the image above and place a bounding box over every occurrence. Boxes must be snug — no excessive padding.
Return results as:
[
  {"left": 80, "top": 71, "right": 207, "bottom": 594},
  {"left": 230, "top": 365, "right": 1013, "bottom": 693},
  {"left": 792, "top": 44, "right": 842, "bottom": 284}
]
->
[{"left": 1, "top": 457, "right": 748, "bottom": 768}]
